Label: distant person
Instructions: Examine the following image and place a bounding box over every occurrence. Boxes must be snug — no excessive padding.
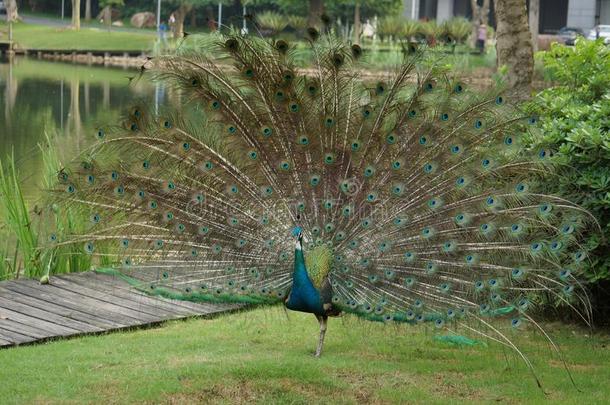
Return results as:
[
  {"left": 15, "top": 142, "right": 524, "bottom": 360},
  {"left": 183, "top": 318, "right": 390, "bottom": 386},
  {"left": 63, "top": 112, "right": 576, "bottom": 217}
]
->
[
  {"left": 169, "top": 13, "right": 176, "bottom": 36},
  {"left": 159, "top": 21, "right": 169, "bottom": 48},
  {"left": 362, "top": 19, "right": 375, "bottom": 39},
  {"left": 477, "top": 23, "right": 487, "bottom": 54},
  {"left": 207, "top": 17, "right": 217, "bottom": 32}
]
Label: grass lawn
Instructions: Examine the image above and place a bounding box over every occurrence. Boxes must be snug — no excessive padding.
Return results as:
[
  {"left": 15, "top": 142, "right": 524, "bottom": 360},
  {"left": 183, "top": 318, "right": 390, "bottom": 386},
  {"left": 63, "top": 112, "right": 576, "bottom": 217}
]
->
[
  {"left": 0, "top": 22, "right": 156, "bottom": 51},
  {"left": 0, "top": 307, "right": 609, "bottom": 404}
]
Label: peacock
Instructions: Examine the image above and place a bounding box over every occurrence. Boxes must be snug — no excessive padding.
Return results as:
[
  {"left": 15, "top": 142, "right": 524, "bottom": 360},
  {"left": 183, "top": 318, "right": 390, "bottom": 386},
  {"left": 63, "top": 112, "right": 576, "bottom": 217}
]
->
[{"left": 50, "top": 31, "right": 593, "bottom": 382}]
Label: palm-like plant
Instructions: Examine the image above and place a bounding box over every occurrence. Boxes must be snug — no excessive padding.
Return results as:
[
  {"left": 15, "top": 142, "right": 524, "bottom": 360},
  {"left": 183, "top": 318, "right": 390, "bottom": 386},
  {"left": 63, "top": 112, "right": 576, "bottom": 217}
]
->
[
  {"left": 287, "top": 15, "right": 307, "bottom": 31},
  {"left": 256, "top": 11, "right": 288, "bottom": 35},
  {"left": 400, "top": 20, "right": 421, "bottom": 41},
  {"left": 446, "top": 17, "right": 471, "bottom": 44},
  {"left": 418, "top": 20, "right": 441, "bottom": 45},
  {"left": 378, "top": 16, "right": 403, "bottom": 41},
  {"left": 418, "top": 20, "right": 439, "bottom": 37}
]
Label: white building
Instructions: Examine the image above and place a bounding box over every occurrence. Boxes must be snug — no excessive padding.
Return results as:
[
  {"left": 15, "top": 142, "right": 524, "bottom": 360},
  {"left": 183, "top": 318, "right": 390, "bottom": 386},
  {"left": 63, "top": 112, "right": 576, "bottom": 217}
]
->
[{"left": 403, "top": 0, "right": 610, "bottom": 33}]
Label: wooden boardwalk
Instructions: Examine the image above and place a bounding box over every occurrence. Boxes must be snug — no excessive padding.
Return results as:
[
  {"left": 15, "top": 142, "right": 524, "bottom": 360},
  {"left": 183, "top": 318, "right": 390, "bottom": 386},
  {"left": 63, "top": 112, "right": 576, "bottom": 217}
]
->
[{"left": 0, "top": 270, "right": 240, "bottom": 348}]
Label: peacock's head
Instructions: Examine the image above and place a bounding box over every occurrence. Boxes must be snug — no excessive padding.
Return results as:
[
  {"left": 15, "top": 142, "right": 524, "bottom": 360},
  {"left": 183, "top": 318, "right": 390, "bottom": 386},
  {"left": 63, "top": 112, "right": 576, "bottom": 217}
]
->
[
  {"left": 292, "top": 226, "right": 303, "bottom": 242},
  {"left": 292, "top": 227, "right": 304, "bottom": 251}
]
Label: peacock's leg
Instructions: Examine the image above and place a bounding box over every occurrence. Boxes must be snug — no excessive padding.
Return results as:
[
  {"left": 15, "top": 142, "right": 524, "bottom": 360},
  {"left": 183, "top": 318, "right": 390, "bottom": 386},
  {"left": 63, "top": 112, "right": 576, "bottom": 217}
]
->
[{"left": 314, "top": 315, "right": 328, "bottom": 358}]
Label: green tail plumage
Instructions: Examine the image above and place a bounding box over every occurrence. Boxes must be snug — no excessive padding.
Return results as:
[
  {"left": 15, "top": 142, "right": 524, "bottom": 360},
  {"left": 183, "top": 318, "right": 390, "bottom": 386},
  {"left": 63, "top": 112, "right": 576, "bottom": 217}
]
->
[{"left": 49, "top": 32, "right": 593, "bottom": 381}]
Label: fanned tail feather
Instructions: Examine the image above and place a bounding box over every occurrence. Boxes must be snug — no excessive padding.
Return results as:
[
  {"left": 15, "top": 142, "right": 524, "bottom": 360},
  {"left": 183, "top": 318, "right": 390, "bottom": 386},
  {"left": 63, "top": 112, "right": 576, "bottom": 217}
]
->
[{"left": 48, "top": 32, "right": 593, "bottom": 381}]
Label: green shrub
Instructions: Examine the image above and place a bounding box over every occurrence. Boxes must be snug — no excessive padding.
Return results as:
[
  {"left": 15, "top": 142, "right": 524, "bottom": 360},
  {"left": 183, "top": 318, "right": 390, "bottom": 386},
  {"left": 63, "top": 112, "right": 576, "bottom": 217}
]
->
[{"left": 530, "top": 39, "right": 610, "bottom": 283}]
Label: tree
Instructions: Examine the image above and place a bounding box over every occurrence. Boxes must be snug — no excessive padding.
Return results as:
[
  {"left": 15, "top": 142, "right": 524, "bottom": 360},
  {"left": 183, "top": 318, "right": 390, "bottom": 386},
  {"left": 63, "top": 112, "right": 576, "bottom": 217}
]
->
[
  {"left": 165, "top": 0, "right": 232, "bottom": 39},
  {"left": 469, "top": 0, "right": 490, "bottom": 47},
  {"left": 173, "top": 2, "right": 193, "bottom": 38},
  {"left": 99, "top": 0, "right": 124, "bottom": 28},
  {"left": 353, "top": 1, "right": 360, "bottom": 44},
  {"left": 72, "top": 0, "right": 81, "bottom": 30},
  {"left": 5, "top": 0, "right": 19, "bottom": 22},
  {"left": 529, "top": 0, "right": 539, "bottom": 52},
  {"left": 85, "top": 0, "right": 92, "bottom": 21},
  {"left": 337, "top": 0, "right": 401, "bottom": 44},
  {"left": 307, "top": 0, "right": 324, "bottom": 29},
  {"left": 494, "top": 0, "right": 533, "bottom": 96}
]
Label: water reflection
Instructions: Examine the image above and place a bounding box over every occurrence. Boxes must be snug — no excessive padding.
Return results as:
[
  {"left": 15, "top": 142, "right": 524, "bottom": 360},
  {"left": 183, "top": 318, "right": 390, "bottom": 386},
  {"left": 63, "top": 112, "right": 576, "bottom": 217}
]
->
[{"left": 0, "top": 57, "right": 155, "bottom": 201}]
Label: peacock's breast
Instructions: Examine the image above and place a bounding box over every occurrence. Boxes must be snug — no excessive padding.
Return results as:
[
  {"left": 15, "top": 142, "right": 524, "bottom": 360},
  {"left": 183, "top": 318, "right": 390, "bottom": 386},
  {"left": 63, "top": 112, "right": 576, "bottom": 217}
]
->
[
  {"left": 285, "top": 243, "right": 328, "bottom": 315},
  {"left": 285, "top": 279, "right": 326, "bottom": 315}
]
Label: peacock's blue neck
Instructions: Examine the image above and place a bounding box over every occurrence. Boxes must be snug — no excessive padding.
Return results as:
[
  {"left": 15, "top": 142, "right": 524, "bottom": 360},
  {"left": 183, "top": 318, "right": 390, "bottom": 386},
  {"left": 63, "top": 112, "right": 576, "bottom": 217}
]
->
[{"left": 285, "top": 241, "right": 325, "bottom": 315}]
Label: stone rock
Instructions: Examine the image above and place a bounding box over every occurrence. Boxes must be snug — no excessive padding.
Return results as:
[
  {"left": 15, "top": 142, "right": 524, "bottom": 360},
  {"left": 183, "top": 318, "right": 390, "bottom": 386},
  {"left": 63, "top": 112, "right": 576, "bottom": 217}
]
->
[{"left": 131, "top": 12, "right": 156, "bottom": 28}]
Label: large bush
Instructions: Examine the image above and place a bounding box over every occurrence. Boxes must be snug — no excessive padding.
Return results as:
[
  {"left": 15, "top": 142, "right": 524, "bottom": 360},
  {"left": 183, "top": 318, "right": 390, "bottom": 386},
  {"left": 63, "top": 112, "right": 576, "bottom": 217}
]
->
[{"left": 530, "top": 39, "right": 610, "bottom": 288}]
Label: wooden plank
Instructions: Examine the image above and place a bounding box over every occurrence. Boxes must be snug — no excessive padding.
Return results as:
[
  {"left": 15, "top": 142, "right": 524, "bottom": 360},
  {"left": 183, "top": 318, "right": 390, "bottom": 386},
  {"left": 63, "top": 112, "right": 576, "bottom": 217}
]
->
[
  {"left": 3, "top": 280, "right": 136, "bottom": 328},
  {"left": 80, "top": 272, "right": 204, "bottom": 315},
  {"left": 0, "top": 287, "right": 120, "bottom": 330},
  {"left": 0, "top": 318, "right": 52, "bottom": 339},
  {"left": 0, "top": 326, "right": 36, "bottom": 345},
  {"left": 0, "top": 295, "right": 103, "bottom": 333},
  {"left": 0, "top": 337, "right": 13, "bottom": 346},
  {"left": 54, "top": 275, "right": 193, "bottom": 318},
  {"left": 11, "top": 279, "right": 160, "bottom": 324},
  {"left": 49, "top": 277, "right": 184, "bottom": 320},
  {"left": 0, "top": 306, "right": 81, "bottom": 337},
  {"left": 3, "top": 280, "right": 152, "bottom": 326},
  {"left": 0, "top": 269, "right": 242, "bottom": 348}
]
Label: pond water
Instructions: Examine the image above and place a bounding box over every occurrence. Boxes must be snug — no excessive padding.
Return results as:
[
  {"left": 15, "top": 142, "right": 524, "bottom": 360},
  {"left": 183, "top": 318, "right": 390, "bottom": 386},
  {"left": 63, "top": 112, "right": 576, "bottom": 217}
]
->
[{"left": 0, "top": 57, "right": 157, "bottom": 202}]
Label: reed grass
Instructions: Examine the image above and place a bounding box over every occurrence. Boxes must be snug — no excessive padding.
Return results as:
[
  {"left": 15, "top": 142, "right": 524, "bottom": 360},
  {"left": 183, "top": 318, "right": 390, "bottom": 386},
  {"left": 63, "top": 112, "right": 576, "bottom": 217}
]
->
[
  {"left": 0, "top": 132, "right": 109, "bottom": 281},
  {"left": 0, "top": 153, "right": 42, "bottom": 278},
  {"left": 0, "top": 239, "right": 19, "bottom": 281}
]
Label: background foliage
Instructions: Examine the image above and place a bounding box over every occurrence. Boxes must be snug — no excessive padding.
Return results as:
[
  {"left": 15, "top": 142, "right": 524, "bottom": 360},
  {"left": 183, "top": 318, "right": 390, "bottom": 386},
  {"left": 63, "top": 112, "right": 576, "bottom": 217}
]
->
[
  {"left": 530, "top": 39, "right": 610, "bottom": 323},
  {"left": 20, "top": 0, "right": 403, "bottom": 29}
]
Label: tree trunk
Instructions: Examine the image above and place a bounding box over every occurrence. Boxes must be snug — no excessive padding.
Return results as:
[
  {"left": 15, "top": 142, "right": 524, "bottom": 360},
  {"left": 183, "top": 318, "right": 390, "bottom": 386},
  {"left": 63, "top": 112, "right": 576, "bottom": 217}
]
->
[
  {"left": 495, "top": 0, "right": 533, "bottom": 97},
  {"left": 307, "top": 0, "right": 324, "bottom": 29},
  {"left": 103, "top": 6, "right": 111, "bottom": 28},
  {"left": 5, "top": 0, "right": 19, "bottom": 22},
  {"left": 353, "top": 2, "right": 361, "bottom": 45},
  {"left": 470, "top": 0, "right": 490, "bottom": 47},
  {"left": 85, "top": 0, "right": 91, "bottom": 21},
  {"left": 174, "top": 4, "right": 193, "bottom": 38},
  {"left": 72, "top": 0, "right": 81, "bottom": 30},
  {"left": 529, "top": 0, "right": 540, "bottom": 52},
  {"left": 190, "top": 9, "right": 197, "bottom": 28}
]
